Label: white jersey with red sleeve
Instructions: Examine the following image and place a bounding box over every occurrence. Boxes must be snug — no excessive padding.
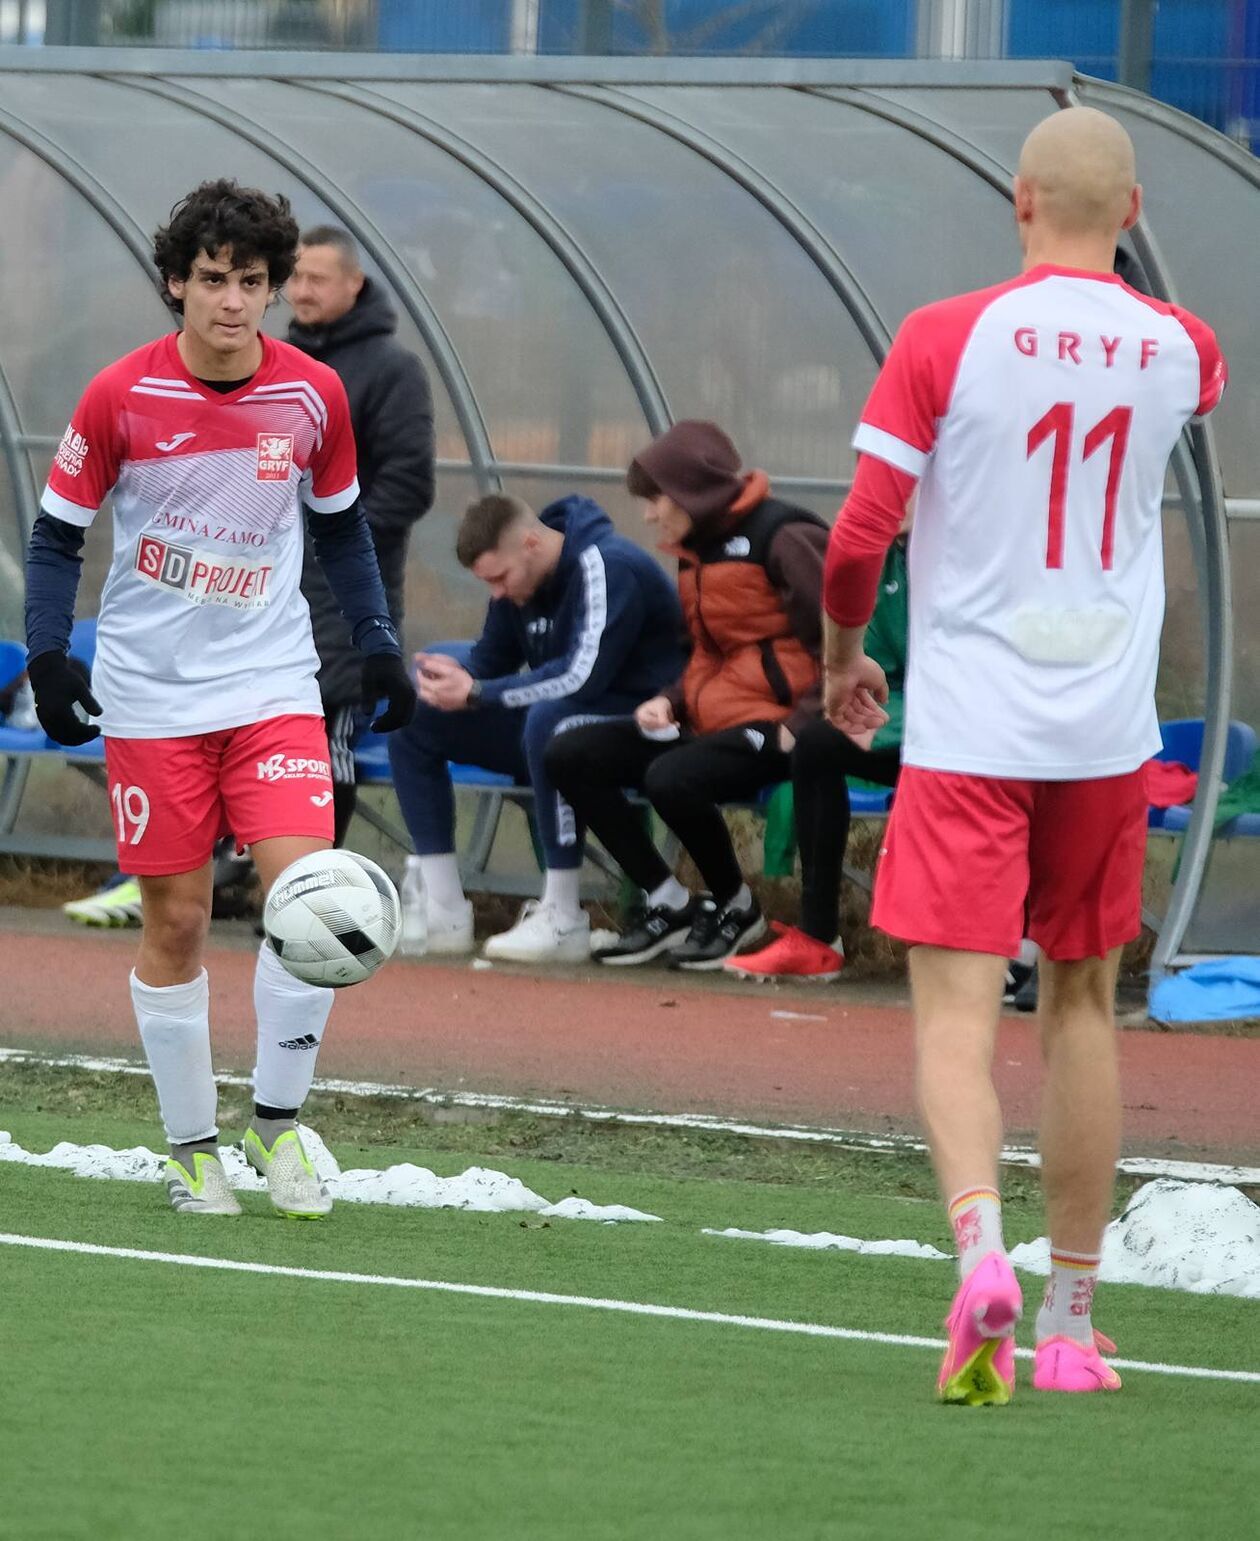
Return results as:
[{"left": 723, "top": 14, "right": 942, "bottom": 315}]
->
[
  {"left": 853, "top": 264, "right": 1226, "bottom": 780},
  {"left": 41, "top": 332, "right": 359, "bottom": 738}
]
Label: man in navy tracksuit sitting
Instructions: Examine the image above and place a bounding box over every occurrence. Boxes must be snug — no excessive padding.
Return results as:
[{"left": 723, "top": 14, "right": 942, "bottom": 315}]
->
[{"left": 389, "top": 492, "right": 684, "bottom": 963}]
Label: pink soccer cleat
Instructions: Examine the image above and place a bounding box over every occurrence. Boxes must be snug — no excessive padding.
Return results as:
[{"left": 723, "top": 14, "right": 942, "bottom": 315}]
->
[
  {"left": 1033, "top": 1330, "right": 1122, "bottom": 1393},
  {"left": 937, "top": 1251, "right": 1023, "bottom": 1406}
]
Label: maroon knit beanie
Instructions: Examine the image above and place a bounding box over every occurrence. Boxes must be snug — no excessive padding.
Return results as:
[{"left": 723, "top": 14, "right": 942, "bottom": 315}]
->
[{"left": 630, "top": 420, "right": 743, "bottom": 520}]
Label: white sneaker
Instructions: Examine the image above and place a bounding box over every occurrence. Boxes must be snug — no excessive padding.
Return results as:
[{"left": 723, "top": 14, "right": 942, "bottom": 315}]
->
[
  {"left": 482, "top": 901, "right": 591, "bottom": 964},
  {"left": 398, "top": 869, "right": 474, "bottom": 957},
  {"left": 421, "top": 895, "right": 475, "bottom": 956},
  {"left": 243, "top": 1126, "right": 332, "bottom": 1219},
  {"left": 164, "top": 1151, "right": 242, "bottom": 1215}
]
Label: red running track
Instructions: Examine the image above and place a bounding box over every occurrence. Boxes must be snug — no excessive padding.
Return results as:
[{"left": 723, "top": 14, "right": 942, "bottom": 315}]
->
[{"left": 1, "top": 912, "right": 1256, "bottom": 1165}]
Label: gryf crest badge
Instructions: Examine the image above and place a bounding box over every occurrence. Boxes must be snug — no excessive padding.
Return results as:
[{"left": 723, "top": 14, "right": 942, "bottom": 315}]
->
[{"left": 256, "top": 432, "right": 294, "bottom": 481}]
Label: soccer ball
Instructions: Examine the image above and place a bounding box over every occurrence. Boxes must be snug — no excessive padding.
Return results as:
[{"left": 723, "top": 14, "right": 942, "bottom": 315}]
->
[{"left": 263, "top": 850, "right": 401, "bottom": 988}]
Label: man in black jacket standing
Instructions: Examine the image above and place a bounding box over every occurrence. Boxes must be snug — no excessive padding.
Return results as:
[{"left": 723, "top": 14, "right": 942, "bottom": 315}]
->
[{"left": 287, "top": 225, "right": 435, "bottom": 842}]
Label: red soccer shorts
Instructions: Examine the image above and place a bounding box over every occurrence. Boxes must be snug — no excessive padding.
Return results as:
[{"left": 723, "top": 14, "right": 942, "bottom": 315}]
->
[
  {"left": 871, "top": 765, "right": 1148, "bottom": 962},
  {"left": 103, "top": 714, "right": 335, "bottom": 876}
]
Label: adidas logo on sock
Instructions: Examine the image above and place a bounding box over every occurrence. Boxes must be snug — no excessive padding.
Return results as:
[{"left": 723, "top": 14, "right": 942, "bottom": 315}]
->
[{"left": 278, "top": 1033, "right": 320, "bottom": 1051}]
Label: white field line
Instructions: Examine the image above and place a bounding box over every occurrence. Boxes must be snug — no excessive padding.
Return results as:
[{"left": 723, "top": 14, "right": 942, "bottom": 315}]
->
[
  {"left": 3, "top": 1046, "right": 1257, "bottom": 1187},
  {"left": 1, "top": 1231, "right": 1256, "bottom": 1386}
]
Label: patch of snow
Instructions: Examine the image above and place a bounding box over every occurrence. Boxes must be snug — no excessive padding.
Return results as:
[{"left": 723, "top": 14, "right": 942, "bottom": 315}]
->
[
  {"left": 1010, "top": 1179, "right": 1260, "bottom": 1299},
  {"left": 540, "top": 1197, "right": 661, "bottom": 1223},
  {"left": 331, "top": 1162, "right": 549, "bottom": 1212},
  {"left": 706, "top": 1181, "right": 1260, "bottom": 1300},
  {"left": 0, "top": 1130, "right": 652, "bottom": 1223},
  {"left": 704, "top": 1227, "right": 948, "bottom": 1260}
]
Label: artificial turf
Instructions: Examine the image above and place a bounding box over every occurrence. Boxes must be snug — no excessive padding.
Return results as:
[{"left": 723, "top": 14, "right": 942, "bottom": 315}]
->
[{"left": 0, "top": 1108, "right": 1257, "bottom": 1541}]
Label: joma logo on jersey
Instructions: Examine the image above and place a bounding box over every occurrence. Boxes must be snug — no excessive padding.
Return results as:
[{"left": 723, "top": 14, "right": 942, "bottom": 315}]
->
[
  {"left": 135, "top": 534, "right": 273, "bottom": 609},
  {"left": 256, "top": 433, "right": 294, "bottom": 481},
  {"left": 54, "top": 425, "right": 90, "bottom": 479},
  {"left": 256, "top": 753, "right": 331, "bottom": 784}
]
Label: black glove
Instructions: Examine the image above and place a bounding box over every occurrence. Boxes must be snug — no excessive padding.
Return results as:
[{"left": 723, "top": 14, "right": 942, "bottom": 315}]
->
[
  {"left": 26, "top": 650, "right": 102, "bottom": 746},
  {"left": 361, "top": 651, "right": 416, "bottom": 734}
]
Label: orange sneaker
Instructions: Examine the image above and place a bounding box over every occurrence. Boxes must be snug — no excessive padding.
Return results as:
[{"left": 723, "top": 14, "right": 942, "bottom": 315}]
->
[{"left": 722, "top": 923, "right": 844, "bottom": 982}]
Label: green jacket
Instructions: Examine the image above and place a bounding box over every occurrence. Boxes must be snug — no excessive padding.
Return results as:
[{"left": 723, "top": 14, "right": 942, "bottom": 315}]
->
[
  {"left": 762, "top": 539, "right": 908, "bottom": 874},
  {"left": 864, "top": 539, "right": 907, "bottom": 752}
]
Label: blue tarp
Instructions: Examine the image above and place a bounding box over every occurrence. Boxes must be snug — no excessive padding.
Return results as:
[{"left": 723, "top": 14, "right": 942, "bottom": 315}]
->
[{"left": 1149, "top": 957, "right": 1260, "bottom": 1023}]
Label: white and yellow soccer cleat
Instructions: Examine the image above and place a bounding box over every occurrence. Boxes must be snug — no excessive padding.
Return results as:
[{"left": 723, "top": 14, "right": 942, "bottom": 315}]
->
[
  {"left": 164, "top": 1151, "right": 242, "bottom": 1216},
  {"left": 243, "top": 1126, "right": 332, "bottom": 1220}
]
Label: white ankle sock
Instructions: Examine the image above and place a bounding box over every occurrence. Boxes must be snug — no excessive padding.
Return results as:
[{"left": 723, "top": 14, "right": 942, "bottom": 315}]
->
[
  {"left": 542, "top": 867, "right": 581, "bottom": 919},
  {"left": 947, "top": 1186, "right": 1005, "bottom": 1280},
  {"left": 419, "top": 853, "right": 464, "bottom": 911},
  {"left": 727, "top": 882, "right": 753, "bottom": 913},
  {"left": 252, "top": 943, "right": 335, "bottom": 1112},
  {"left": 648, "top": 876, "right": 690, "bottom": 911},
  {"left": 1036, "top": 1248, "right": 1101, "bottom": 1344},
  {"left": 130, "top": 968, "right": 217, "bottom": 1146}
]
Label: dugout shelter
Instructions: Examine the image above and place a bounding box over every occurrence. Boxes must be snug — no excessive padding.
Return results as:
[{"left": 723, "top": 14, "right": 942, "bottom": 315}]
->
[{"left": 0, "top": 49, "right": 1254, "bottom": 979}]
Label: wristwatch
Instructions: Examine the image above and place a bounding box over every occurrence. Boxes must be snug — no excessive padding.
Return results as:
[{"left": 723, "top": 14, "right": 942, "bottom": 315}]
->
[{"left": 466, "top": 677, "right": 483, "bottom": 707}]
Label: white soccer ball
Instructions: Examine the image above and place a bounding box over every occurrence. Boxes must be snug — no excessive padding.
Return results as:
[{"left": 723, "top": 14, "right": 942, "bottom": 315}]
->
[{"left": 263, "top": 850, "right": 401, "bottom": 988}]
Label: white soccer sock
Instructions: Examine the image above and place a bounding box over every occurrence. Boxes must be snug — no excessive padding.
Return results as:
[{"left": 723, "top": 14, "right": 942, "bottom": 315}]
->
[
  {"left": 418, "top": 853, "right": 465, "bottom": 911},
  {"left": 647, "top": 875, "right": 690, "bottom": 911},
  {"left": 1016, "top": 937, "right": 1040, "bottom": 967},
  {"left": 542, "top": 866, "right": 581, "bottom": 919},
  {"left": 130, "top": 968, "right": 217, "bottom": 1147},
  {"left": 252, "top": 943, "right": 335, "bottom": 1113},
  {"left": 947, "top": 1186, "right": 1005, "bottom": 1281},
  {"left": 1035, "top": 1248, "right": 1101, "bottom": 1344}
]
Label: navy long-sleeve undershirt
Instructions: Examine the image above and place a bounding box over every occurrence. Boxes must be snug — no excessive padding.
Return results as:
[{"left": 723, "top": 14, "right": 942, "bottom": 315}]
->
[
  {"left": 24, "top": 513, "right": 84, "bottom": 662},
  {"left": 307, "top": 499, "right": 399, "bottom": 655}
]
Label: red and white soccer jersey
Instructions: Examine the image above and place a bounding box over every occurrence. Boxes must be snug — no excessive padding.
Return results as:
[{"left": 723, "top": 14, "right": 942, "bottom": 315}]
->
[
  {"left": 853, "top": 264, "right": 1226, "bottom": 780},
  {"left": 41, "top": 332, "right": 359, "bottom": 738}
]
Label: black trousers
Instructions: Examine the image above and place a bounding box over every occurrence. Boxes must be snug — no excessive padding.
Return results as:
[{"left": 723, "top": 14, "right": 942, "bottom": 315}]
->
[
  {"left": 324, "top": 700, "right": 366, "bottom": 848},
  {"left": 546, "top": 717, "right": 791, "bottom": 906},
  {"left": 792, "top": 717, "right": 901, "bottom": 942}
]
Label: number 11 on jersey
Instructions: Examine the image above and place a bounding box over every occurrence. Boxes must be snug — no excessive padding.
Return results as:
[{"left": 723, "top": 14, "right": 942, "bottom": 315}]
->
[{"left": 1027, "top": 402, "right": 1133, "bottom": 570}]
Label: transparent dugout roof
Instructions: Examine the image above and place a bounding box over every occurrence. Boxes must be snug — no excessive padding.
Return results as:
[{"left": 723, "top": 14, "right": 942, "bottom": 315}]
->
[{"left": 0, "top": 54, "right": 1250, "bottom": 965}]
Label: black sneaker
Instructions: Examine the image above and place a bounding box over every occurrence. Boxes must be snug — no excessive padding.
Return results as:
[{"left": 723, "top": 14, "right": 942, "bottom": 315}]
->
[
  {"left": 668, "top": 896, "right": 766, "bottom": 972},
  {"left": 594, "top": 896, "right": 700, "bottom": 966},
  {"left": 1003, "top": 961, "right": 1034, "bottom": 1004},
  {"left": 1013, "top": 964, "right": 1038, "bottom": 1013}
]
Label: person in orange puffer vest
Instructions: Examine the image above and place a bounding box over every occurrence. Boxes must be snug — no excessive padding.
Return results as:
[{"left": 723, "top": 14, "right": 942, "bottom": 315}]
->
[{"left": 546, "top": 419, "right": 828, "bottom": 970}]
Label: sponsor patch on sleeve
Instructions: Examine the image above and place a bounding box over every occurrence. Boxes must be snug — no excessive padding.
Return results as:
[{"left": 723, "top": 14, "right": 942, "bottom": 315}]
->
[{"left": 54, "top": 425, "right": 90, "bottom": 479}]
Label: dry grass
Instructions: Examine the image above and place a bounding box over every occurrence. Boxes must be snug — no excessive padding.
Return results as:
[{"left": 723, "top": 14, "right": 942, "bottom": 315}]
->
[{"left": 0, "top": 855, "right": 116, "bottom": 908}]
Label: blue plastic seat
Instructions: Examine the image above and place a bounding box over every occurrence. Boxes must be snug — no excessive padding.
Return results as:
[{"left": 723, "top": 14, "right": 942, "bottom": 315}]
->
[
  {"left": 351, "top": 726, "right": 519, "bottom": 794},
  {"left": 0, "top": 642, "right": 44, "bottom": 755},
  {"left": 1154, "top": 717, "right": 1259, "bottom": 837},
  {"left": 449, "top": 763, "right": 518, "bottom": 791},
  {"left": 0, "top": 639, "right": 25, "bottom": 693},
  {"left": 352, "top": 733, "right": 392, "bottom": 786}
]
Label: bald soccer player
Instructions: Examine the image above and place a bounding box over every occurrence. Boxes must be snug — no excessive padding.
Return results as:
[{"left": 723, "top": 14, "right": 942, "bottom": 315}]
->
[{"left": 823, "top": 108, "right": 1226, "bottom": 1403}]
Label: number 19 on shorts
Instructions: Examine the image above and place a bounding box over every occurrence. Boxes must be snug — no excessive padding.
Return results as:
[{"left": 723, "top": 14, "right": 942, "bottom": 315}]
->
[{"left": 110, "top": 782, "right": 151, "bottom": 846}]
